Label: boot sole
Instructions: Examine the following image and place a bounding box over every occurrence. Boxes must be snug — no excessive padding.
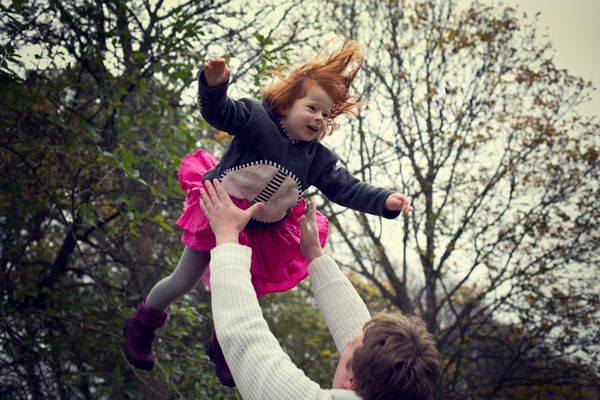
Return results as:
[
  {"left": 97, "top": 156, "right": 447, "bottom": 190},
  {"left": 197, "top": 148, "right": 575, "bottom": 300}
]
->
[
  {"left": 123, "top": 317, "right": 154, "bottom": 371},
  {"left": 205, "top": 339, "right": 235, "bottom": 387}
]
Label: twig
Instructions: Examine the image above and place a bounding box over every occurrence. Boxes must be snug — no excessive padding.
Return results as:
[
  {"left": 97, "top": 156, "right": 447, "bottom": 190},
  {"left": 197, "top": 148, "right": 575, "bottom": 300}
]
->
[
  {"left": 159, "top": 350, "right": 212, "bottom": 365},
  {"left": 21, "top": 310, "right": 119, "bottom": 338},
  {"left": 154, "top": 358, "right": 186, "bottom": 400},
  {"left": 118, "top": 344, "right": 169, "bottom": 399}
]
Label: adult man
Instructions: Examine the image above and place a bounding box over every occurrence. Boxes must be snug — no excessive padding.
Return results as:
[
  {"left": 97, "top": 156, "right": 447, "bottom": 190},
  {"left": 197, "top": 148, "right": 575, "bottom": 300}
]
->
[{"left": 199, "top": 180, "right": 441, "bottom": 399}]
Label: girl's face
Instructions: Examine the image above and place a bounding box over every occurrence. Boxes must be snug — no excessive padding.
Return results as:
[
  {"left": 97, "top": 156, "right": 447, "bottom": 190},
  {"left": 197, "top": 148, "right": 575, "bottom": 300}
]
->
[{"left": 280, "top": 85, "right": 333, "bottom": 141}]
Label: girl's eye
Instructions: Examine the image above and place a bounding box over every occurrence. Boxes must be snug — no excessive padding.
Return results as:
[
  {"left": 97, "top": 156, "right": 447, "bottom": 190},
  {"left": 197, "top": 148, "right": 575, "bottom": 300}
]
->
[
  {"left": 308, "top": 106, "right": 316, "bottom": 111},
  {"left": 323, "top": 113, "right": 329, "bottom": 118}
]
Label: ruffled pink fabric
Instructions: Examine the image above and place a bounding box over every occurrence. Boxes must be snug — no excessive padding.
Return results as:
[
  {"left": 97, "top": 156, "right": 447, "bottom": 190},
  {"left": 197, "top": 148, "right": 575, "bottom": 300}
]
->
[{"left": 175, "top": 149, "right": 329, "bottom": 298}]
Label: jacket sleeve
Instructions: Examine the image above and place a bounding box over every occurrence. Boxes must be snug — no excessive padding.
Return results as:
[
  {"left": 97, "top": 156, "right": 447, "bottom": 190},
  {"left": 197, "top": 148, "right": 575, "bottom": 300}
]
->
[
  {"left": 210, "top": 243, "right": 332, "bottom": 400},
  {"left": 196, "top": 70, "right": 259, "bottom": 136},
  {"left": 313, "top": 160, "right": 400, "bottom": 219}
]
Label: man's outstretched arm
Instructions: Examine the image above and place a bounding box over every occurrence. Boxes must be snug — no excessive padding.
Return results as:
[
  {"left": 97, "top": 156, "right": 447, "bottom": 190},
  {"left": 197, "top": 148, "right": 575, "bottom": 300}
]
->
[{"left": 300, "top": 203, "right": 371, "bottom": 355}]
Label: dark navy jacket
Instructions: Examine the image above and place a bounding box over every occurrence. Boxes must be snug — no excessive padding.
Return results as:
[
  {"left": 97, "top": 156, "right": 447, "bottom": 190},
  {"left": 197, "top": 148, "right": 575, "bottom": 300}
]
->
[{"left": 196, "top": 71, "right": 399, "bottom": 230}]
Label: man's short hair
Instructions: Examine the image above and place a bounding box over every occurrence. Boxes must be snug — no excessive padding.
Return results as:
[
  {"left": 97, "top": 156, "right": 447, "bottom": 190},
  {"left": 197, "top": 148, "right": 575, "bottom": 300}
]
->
[{"left": 351, "top": 313, "right": 442, "bottom": 400}]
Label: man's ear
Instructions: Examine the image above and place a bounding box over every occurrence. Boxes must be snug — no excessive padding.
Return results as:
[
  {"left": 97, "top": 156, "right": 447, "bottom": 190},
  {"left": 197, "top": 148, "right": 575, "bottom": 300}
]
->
[{"left": 344, "top": 374, "right": 357, "bottom": 390}]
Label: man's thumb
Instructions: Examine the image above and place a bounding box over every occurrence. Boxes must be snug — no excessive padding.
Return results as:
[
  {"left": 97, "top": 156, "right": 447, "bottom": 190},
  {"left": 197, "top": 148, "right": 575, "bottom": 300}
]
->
[{"left": 247, "top": 202, "right": 265, "bottom": 217}]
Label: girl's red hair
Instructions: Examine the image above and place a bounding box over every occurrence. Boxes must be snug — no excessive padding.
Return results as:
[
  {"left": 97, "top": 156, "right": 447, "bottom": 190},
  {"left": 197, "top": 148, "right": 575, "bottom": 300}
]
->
[{"left": 262, "top": 38, "right": 366, "bottom": 139}]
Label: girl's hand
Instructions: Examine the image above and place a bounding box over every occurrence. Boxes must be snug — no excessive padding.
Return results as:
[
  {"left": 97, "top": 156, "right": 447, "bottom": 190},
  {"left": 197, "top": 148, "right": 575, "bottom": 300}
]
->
[
  {"left": 204, "top": 57, "right": 231, "bottom": 87},
  {"left": 385, "top": 193, "right": 414, "bottom": 215},
  {"left": 198, "top": 179, "right": 265, "bottom": 245}
]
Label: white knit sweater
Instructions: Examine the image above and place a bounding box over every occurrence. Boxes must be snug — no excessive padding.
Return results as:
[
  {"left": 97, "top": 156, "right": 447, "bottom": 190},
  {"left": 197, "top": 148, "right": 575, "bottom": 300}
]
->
[{"left": 210, "top": 243, "right": 370, "bottom": 400}]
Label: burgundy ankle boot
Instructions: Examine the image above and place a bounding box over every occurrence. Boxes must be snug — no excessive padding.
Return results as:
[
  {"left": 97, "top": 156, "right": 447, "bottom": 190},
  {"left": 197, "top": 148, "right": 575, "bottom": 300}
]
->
[
  {"left": 205, "top": 331, "right": 235, "bottom": 387},
  {"left": 122, "top": 299, "right": 167, "bottom": 371}
]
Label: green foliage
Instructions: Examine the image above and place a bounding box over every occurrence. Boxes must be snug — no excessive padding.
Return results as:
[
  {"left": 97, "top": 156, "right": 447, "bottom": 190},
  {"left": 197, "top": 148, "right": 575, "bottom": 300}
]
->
[
  {"left": 249, "top": 34, "right": 293, "bottom": 100},
  {"left": 0, "top": 0, "right": 316, "bottom": 398}
]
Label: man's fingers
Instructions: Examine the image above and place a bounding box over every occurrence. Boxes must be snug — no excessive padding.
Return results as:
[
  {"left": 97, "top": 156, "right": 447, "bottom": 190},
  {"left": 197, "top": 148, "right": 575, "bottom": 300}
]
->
[
  {"left": 199, "top": 186, "right": 213, "bottom": 209},
  {"left": 299, "top": 214, "right": 308, "bottom": 231},
  {"left": 306, "top": 201, "right": 317, "bottom": 225},
  {"left": 303, "top": 201, "right": 314, "bottom": 218},
  {"left": 213, "top": 179, "right": 229, "bottom": 202},
  {"left": 205, "top": 180, "right": 218, "bottom": 201},
  {"left": 198, "top": 196, "right": 213, "bottom": 218},
  {"left": 247, "top": 202, "right": 265, "bottom": 218},
  {"left": 198, "top": 198, "right": 207, "bottom": 213}
]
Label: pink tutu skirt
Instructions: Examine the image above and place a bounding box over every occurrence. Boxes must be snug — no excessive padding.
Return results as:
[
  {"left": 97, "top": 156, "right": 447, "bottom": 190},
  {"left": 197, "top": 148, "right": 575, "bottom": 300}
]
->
[{"left": 175, "top": 149, "right": 329, "bottom": 298}]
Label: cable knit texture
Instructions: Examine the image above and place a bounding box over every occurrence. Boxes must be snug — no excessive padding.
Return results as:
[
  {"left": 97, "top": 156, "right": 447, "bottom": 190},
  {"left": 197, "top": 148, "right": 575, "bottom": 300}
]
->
[{"left": 210, "top": 243, "right": 368, "bottom": 399}]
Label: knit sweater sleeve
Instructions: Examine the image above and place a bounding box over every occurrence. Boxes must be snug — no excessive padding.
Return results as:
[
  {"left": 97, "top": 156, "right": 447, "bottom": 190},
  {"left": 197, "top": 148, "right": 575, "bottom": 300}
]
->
[
  {"left": 308, "top": 255, "right": 372, "bottom": 355},
  {"left": 210, "top": 243, "right": 332, "bottom": 400}
]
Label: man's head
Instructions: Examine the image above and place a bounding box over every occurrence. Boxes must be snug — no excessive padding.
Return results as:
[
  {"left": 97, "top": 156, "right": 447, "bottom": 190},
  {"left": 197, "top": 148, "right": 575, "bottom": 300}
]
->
[{"left": 333, "top": 313, "right": 442, "bottom": 400}]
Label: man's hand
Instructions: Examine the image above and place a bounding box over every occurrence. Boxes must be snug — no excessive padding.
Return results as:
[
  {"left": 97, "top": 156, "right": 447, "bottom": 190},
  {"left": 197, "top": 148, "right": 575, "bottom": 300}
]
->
[
  {"left": 385, "top": 192, "right": 414, "bottom": 214},
  {"left": 198, "top": 179, "right": 264, "bottom": 245},
  {"left": 299, "top": 201, "right": 325, "bottom": 263},
  {"left": 204, "top": 57, "right": 231, "bottom": 87}
]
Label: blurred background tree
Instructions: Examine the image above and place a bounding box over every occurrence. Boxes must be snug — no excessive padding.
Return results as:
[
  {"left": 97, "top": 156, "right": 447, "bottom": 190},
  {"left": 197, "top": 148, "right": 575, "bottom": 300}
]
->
[
  {"left": 1, "top": 0, "right": 598, "bottom": 398},
  {"left": 311, "top": 0, "right": 600, "bottom": 398}
]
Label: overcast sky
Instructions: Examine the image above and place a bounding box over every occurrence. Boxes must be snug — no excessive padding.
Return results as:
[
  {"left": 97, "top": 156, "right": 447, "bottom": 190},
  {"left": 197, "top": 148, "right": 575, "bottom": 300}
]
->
[{"left": 458, "top": 0, "right": 600, "bottom": 119}]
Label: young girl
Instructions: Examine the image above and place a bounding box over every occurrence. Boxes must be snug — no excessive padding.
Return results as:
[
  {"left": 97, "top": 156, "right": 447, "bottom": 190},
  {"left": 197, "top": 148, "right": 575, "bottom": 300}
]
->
[{"left": 122, "top": 38, "right": 413, "bottom": 384}]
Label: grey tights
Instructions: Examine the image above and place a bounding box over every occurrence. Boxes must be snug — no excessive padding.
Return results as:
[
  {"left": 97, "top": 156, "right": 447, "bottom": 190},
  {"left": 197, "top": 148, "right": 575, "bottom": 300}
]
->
[{"left": 145, "top": 246, "right": 210, "bottom": 312}]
